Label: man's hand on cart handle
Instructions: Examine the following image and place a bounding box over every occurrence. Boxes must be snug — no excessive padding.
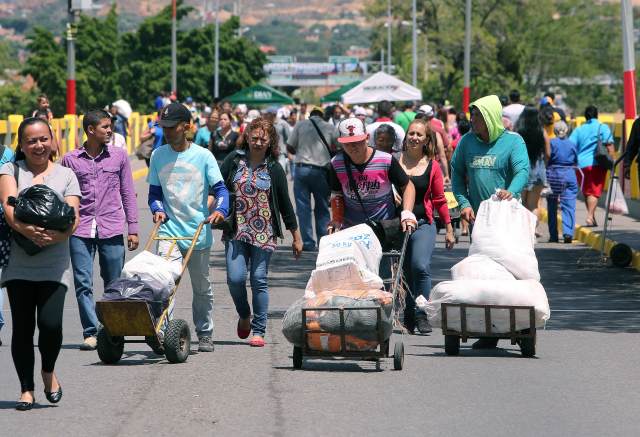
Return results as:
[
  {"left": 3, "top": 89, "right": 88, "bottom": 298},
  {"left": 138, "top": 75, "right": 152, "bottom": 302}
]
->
[
  {"left": 326, "top": 221, "right": 342, "bottom": 235},
  {"left": 401, "top": 210, "right": 417, "bottom": 234},
  {"left": 153, "top": 211, "right": 167, "bottom": 223},
  {"left": 128, "top": 234, "right": 139, "bottom": 251},
  {"left": 206, "top": 211, "right": 225, "bottom": 225},
  {"left": 461, "top": 207, "right": 475, "bottom": 224}
]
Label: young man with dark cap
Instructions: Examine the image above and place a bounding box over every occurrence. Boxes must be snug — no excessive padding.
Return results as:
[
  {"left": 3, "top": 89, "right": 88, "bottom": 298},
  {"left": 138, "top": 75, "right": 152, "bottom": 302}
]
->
[{"left": 147, "top": 102, "right": 230, "bottom": 352}]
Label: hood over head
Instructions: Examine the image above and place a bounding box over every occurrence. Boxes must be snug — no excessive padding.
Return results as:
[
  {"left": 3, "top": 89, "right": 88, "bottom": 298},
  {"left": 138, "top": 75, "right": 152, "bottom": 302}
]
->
[{"left": 470, "top": 95, "right": 505, "bottom": 143}]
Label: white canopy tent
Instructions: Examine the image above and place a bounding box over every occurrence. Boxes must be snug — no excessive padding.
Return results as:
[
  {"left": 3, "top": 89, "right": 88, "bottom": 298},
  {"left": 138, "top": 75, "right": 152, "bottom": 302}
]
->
[{"left": 341, "top": 71, "right": 422, "bottom": 104}]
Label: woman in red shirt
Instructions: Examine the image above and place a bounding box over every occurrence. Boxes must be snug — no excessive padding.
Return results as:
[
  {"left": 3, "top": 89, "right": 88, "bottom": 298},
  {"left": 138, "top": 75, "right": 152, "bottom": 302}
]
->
[{"left": 399, "top": 119, "right": 455, "bottom": 334}]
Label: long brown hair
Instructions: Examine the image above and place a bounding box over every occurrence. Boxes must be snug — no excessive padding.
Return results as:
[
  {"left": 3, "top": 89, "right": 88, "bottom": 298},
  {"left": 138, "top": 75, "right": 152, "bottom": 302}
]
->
[
  {"left": 244, "top": 117, "right": 280, "bottom": 160},
  {"left": 404, "top": 118, "right": 436, "bottom": 159},
  {"left": 16, "top": 117, "right": 56, "bottom": 162}
]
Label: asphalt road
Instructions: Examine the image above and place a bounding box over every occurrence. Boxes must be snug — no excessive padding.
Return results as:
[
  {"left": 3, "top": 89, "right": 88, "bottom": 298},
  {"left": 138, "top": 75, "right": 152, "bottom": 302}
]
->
[{"left": 1, "top": 173, "right": 639, "bottom": 437}]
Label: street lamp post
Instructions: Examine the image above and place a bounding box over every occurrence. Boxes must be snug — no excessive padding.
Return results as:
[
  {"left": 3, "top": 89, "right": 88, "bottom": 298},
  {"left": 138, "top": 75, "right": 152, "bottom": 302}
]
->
[
  {"left": 462, "top": 0, "right": 471, "bottom": 113},
  {"left": 171, "top": 0, "right": 177, "bottom": 97},
  {"left": 66, "top": 0, "right": 76, "bottom": 115},
  {"left": 387, "top": 0, "right": 391, "bottom": 73},
  {"left": 214, "top": 0, "right": 220, "bottom": 99},
  {"left": 411, "top": 0, "right": 417, "bottom": 87}
]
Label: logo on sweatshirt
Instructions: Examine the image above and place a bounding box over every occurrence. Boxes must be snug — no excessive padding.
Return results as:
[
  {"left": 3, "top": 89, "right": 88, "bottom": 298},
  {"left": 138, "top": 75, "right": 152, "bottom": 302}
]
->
[{"left": 471, "top": 154, "right": 497, "bottom": 169}]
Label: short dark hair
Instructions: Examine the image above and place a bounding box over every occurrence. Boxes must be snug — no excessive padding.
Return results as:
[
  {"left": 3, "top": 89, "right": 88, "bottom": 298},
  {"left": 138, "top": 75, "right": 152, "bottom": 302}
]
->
[
  {"left": 499, "top": 95, "right": 508, "bottom": 107},
  {"left": 584, "top": 105, "right": 598, "bottom": 120},
  {"left": 509, "top": 89, "right": 520, "bottom": 103},
  {"left": 544, "top": 91, "right": 555, "bottom": 101},
  {"left": 310, "top": 108, "right": 323, "bottom": 117},
  {"left": 402, "top": 101, "right": 415, "bottom": 110},
  {"left": 457, "top": 118, "right": 471, "bottom": 136},
  {"left": 83, "top": 109, "right": 112, "bottom": 134},
  {"left": 377, "top": 100, "right": 393, "bottom": 117}
]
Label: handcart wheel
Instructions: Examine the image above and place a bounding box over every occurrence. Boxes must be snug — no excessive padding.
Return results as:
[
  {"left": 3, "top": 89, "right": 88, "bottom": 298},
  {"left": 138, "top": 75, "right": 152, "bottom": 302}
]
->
[
  {"left": 164, "top": 319, "right": 191, "bottom": 363},
  {"left": 610, "top": 243, "right": 633, "bottom": 268},
  {"left": 444, "top": 335, "right": 460, "bottom": 356},
  {"left": 393, "top": 341, "right": 404, "bottom": 370},
  {"left": 519, "top": 337, "right": 536, "bottom": 358},
  {"left": 292, "top": 346, "right": 303, "bottom": 369},
  {"left": 97, "top": 327, "right": 124, "bottom": 364}
]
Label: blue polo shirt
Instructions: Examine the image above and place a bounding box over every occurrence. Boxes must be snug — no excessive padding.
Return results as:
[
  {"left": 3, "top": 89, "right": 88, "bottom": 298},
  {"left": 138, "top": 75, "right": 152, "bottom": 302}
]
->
[
  {"left": 194, "top": 126, "right": 212, "bottom": 148},
  {"left": 569, "top": 119, "right": 613, "bottom": 169}
]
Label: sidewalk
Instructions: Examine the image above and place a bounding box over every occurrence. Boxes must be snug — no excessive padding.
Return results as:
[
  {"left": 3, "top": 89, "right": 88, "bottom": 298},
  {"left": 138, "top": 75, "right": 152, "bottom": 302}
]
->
[{"left": 541, "top": 196, "right": 640, "bottom": 270}]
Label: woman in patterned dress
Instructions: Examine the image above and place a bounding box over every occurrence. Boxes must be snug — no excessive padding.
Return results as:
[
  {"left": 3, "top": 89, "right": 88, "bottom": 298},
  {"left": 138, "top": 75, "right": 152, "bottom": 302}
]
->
[{"left": 219, "top": 117, "right": 303, "bottom": 347}]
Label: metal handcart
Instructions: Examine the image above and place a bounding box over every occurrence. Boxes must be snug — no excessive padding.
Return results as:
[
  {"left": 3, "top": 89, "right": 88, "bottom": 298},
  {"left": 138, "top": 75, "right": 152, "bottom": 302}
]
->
[
  {"left": 95, "top": 220, "right": 205, "bottom": 364},
  {"left": 441, "top": 303, "right": 537, "bottom": 357},
  {"left": 292, "top": 232, "right": 411, "bottom": 371}
]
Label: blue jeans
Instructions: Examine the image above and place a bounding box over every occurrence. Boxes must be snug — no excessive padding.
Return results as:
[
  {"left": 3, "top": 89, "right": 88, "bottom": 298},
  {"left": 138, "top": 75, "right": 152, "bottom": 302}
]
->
[
  {"left": 225, "top": 240, "right": 272, "bottom": 337},
  {"left": 70, "top": 235, "right": 125, "bottom": 338},
  {"left": 403, "top": 221, "right": 437, "bottom": 321},
  {"left": 293, "top": 164, "right": 330, "bottom": 250}
]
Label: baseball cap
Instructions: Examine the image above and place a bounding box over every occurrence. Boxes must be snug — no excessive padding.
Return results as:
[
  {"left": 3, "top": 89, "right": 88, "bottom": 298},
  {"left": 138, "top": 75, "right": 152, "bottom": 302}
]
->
[
  {"left": 337, "top": 117, "right": 368, "bottom": 144},
  {"left": 185, "top": 96, "right": 194, "bottom": 104},
  {"left": 265, "top": 106, "right": 279, "bottom": 115},
  {"left": 354, "top": 106, "right": 367, "bottom": 117},
  {"left": 244, "top": 109, "right": 261, "bottom": 123},
  {"left": 417, "top": 104, "right": 434, "bottom": 117},
  {"left": 159, "top": 102, "right": 192, "bottom": 127}
]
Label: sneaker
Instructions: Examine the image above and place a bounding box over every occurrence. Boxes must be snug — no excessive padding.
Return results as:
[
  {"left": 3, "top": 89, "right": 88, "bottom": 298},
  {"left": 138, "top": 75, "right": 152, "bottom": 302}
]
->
[
  {"left": 471, "top": 338, "right": 499, "bottom": 349},
  {"left": 198, "top": 336, "right": 214, "bottom": 352},
  {"left": 79, "top": 336, "right": 97, "bottom": 351},
  {"left": 249, "top": 336, "right": 265, "bottom": 347},
  {"left": 415, "top": 314, "right": 432, "bottom": 334}
]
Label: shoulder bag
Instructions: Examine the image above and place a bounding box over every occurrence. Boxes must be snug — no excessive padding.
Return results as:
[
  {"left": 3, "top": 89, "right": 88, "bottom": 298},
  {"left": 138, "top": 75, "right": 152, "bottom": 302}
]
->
[
  {"left": 594, "top": 123, "right": 614, "bottom": 170},
  {"left": 342, "top": 154, "right": 403, "bottom": 251},
  {"left": 212, "top": 154, "right": 241, "bottom": 234}
]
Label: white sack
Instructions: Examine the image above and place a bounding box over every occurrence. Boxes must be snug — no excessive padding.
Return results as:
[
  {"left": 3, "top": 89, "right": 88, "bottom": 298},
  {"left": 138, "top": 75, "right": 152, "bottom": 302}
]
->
[
  {"left": 451, "top": 254, "right": 516, "bottom": 281},
  {"left": 419, "top": 279, "right": 550, "bottom": 333},
  {"left": 121, "top": 250, "right": 182, "bottom": 290},
  {"left": 469, "top": 197, "right": 540, "bottom": 281},
  {"left": 316, "top": 224, "right": 382, "bottom": 274}
]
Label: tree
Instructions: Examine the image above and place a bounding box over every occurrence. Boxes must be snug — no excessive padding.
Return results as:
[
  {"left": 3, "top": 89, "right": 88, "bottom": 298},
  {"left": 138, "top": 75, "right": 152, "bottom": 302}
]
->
[
  {"left": 0, "top": 83, "right": 38, "bottom": 119},
  {"left": 364, "top": 0, "right": 623, "bottom": 113}
]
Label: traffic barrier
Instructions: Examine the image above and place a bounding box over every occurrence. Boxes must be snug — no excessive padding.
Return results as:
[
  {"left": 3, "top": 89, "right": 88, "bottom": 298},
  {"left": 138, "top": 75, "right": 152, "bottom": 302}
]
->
[{"left": 0, "top": 112, "right": 157, "bottom": 159}]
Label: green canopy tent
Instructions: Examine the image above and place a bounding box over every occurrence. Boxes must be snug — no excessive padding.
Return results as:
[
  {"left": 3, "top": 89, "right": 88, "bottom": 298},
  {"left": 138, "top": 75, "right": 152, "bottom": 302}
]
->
[
  {"left": 320, "top": 81, "right": 362, "bottom": 103},
  {"left": 225, "top": 84, "right": 294, "bottom": 105}
]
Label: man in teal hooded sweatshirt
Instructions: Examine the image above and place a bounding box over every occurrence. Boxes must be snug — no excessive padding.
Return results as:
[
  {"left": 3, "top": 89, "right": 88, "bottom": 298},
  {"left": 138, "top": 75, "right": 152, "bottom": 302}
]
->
[
  {"left": 451, "top": 94, "right": 530, "bottom": 221},
  {"left": 450, "top": 94, "right": 530, "bottom": 349}
]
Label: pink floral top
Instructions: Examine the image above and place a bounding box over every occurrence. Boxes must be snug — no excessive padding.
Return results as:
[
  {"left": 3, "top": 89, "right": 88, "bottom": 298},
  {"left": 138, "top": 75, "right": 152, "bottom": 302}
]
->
[{"left": 232, "top": 159, "right": 277, "bottom": 252}]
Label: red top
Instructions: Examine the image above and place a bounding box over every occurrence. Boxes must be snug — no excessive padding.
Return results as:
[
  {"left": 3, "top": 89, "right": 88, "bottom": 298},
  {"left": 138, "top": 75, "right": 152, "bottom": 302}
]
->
[{"left": 422, "top": 160, "right": 451, "bottom": 225}]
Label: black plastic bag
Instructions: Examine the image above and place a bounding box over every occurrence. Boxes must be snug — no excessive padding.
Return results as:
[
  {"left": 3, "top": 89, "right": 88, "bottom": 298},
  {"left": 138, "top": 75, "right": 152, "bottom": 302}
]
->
[
  {"left": 101, "top": 278, "right": 170, "bottom": 319},
  {"left": 8, "top": 184, "right": 76, "bottom": 255}
]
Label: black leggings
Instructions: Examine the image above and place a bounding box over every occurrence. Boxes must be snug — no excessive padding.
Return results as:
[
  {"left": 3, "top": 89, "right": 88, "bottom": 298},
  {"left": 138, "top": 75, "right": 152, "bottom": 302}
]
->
[{"left": 6, "top": 280, "right": 66, "bottom": 393}]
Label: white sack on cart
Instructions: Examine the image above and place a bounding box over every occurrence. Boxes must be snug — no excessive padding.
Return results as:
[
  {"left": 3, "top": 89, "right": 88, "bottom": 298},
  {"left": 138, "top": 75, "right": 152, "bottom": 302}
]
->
[
  {"left": 121, "top": 250, "right": 182, "bottom": 291},
  {"left": 306, "top": 224, "right": 384, "bottom": 297},
  {"left": 469, "top": 197, "right": 540, "bottom": 281},
  {"left": 418, "top": 279, "right": 550, "bottom": 333},
  {"left": 451, "top": 254, "right": 516, "bottom": 281},
  {"left": 305, "top": 261, "right": 384, "bottom": 297}
]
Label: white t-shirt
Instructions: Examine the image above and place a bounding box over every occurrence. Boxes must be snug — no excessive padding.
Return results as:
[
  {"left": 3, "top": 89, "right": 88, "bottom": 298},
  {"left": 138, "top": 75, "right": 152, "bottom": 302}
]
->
[{"left": 503, "top": 103, "right": 525, "bottom": 126}]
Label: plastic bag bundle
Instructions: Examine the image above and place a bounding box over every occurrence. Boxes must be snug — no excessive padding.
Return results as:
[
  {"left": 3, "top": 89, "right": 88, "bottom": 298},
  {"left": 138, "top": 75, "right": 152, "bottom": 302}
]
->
[
  {"left": 608, "top": 180, "right": 629, "bottom": 215},
  {"left": 121, "top": 251, "right": 182, "bottom": 290},
  {"left": 469, "top": 197, "right": 540, "bottom": 281},
  {"left": 10, "top": 184, "right": 76, "bottom": 255},
  {"left": 101, "top": 278, "right": 170, "bottom": 318},
  {"left": 418, "top": 279, "right": 550, "bottom": 333},
  {"left": 282, "top": 289, "right": 393, "bottom": 352},
  {"left": 305, "top": 224, "right": 384, "bottom": 297}
]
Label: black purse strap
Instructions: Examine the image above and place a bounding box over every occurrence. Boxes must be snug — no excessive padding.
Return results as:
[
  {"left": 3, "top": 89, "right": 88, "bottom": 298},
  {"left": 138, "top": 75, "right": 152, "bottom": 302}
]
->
[
  {"left": 343, "top": 154, "right": 371, "bottom": 221},
  {"left": 309, "top": 117, "right": 333, "bottom": 158}
]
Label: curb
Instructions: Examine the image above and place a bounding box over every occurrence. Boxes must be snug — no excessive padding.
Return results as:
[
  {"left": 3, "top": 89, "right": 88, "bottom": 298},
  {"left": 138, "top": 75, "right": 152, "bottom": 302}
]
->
[
  {"left": 539, "top": 208, "right": 640, "bottom": 271},
  {"left": 132, "top": 167, "right": 148, "bottom": 181}
]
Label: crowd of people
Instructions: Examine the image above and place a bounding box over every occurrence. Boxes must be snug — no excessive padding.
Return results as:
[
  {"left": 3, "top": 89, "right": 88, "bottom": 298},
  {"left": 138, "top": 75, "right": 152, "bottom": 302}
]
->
[{"left": 0, "top": 87, "right": 622, "bottom": 410}]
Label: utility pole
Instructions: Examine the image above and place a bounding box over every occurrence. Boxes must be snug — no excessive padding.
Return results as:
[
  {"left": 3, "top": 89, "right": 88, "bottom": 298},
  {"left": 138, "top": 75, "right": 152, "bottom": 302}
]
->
[
  {"left": 622, "top": 0, "right": 636, "bottom": 120},
  {"left": 380, "top": 48, "right": 385, "bottom": 73},
  {"left": 214, "top": 0, "right": 220, "bottom": 99},
  {"left": 387, "top": 0, "right": 391, "bottom": 73},
  {"left": 462, "top": 0, "right": 471, "bottom": 113},
  {"left": 171, "top": 0, "right": 177, "bottom": 97},
  {"left": 411, "top": 0, "right": 417, "bottom": 87},
  {"left": 66, "top": 0, "right": 77, "bottom": 115}
]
